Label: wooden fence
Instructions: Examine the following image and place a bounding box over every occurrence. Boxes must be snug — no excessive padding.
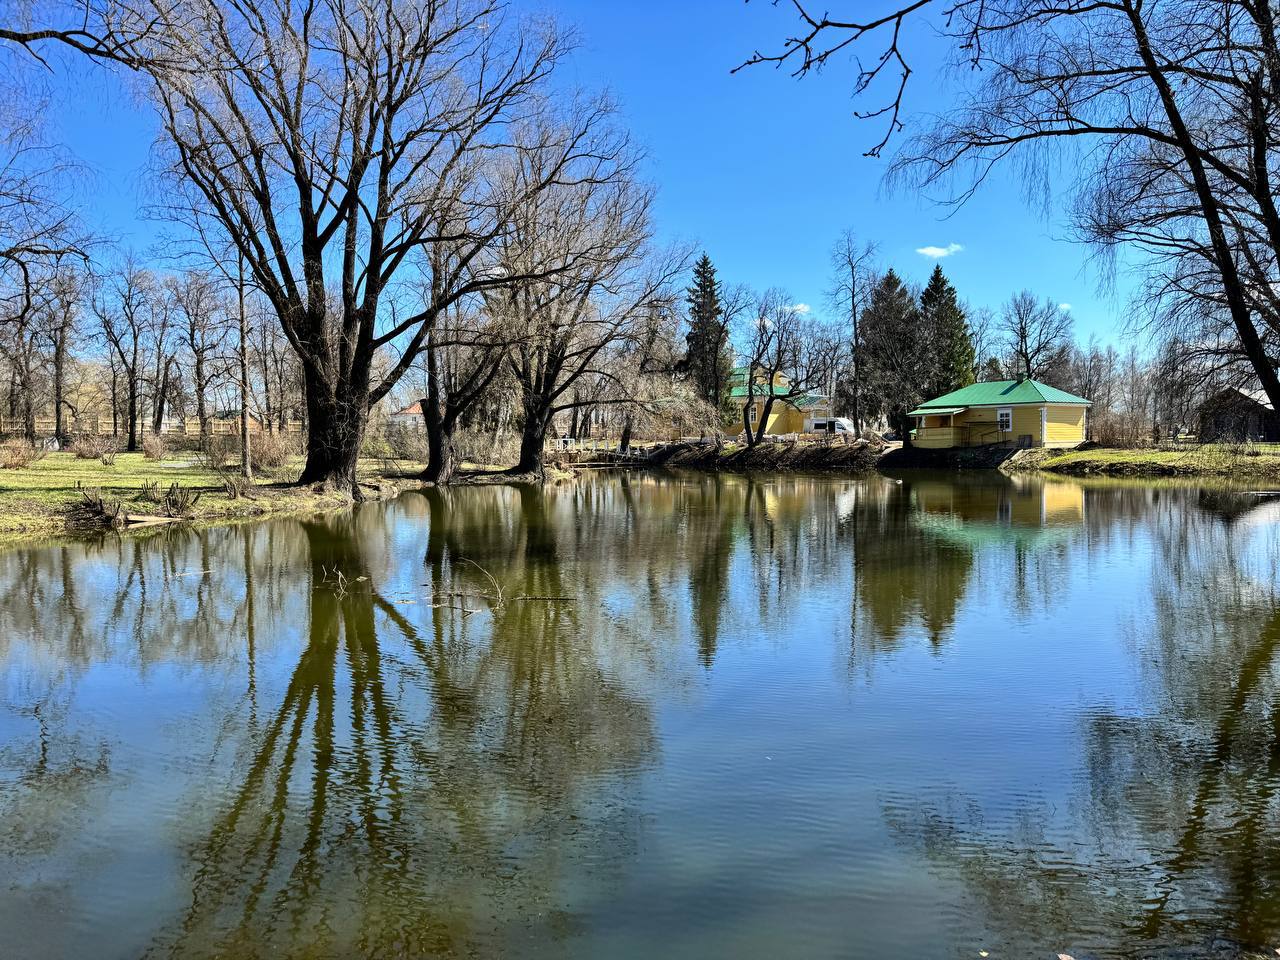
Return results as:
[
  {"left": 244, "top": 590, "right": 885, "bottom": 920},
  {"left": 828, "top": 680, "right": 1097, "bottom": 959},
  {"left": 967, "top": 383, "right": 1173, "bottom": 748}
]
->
[{"left": 0, "top": 417, "right": 304, "bottom": 438}]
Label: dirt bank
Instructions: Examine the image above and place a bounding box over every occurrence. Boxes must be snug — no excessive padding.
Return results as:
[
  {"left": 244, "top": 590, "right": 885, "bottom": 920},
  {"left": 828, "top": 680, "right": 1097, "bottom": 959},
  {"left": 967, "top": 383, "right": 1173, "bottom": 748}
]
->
[
  {"left": 646, "top": 439, "right": 882, "bottom": 473},
  {"left": 1034, "top": 444, "right": 1280, "bottom": 480}
]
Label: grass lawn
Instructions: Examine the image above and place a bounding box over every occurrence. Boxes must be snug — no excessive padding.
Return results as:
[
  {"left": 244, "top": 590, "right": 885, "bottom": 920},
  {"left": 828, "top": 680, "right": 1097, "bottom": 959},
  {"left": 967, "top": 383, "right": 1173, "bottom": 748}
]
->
[
  {"left": 0, "top": 452, "right": 412, "bottom": 544},
  {"left": 1039, "top": 443, "right": 1280, "bottom": 479}
]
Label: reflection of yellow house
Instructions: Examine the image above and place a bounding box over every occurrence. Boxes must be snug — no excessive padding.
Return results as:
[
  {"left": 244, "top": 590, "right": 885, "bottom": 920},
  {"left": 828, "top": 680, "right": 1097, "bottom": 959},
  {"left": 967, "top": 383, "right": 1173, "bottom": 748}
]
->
[
  {"left": 910, "top": 476, "right": 1085, "bottom": 531},
  {"left": 729, "top": 368, "right": 831, "bottom": 435},
  {"left": 909, "top": 378, "right": 1091, "bottom": 449}
]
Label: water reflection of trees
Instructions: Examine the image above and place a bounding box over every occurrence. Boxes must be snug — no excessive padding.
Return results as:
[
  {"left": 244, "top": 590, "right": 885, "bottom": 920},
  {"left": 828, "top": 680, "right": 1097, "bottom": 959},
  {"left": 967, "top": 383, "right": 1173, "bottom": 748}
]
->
[
  {"left": 142, "top": 506, "right": 659, "bottom": 959},
  {"left": 8, "top": 474, "right": 1280, "bottom": 957},
  {"left": 883, "top": 486, "right": 1280, "bottom": 957}
]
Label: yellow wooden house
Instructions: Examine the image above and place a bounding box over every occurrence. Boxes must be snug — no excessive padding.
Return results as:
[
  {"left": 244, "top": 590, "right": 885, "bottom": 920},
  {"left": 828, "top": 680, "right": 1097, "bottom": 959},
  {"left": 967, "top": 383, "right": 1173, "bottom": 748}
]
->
[
  {"left": 909, "top": 378, "right": 1091, "bottom": 449},
  {"left": 728, "top": 368, "right": 832, "bottom": 435}
]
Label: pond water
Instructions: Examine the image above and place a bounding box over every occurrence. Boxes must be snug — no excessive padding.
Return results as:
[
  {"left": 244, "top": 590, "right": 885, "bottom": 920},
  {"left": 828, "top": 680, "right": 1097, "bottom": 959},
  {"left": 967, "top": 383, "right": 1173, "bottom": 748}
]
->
[{"left": 2, "top": 470, "right": 1279, "bottom": 959}]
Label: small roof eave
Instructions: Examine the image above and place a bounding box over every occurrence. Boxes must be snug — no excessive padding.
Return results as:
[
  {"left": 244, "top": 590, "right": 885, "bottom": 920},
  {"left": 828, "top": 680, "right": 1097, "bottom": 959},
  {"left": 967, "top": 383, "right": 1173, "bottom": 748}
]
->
[{"left": 908, "top": 406, "right": 966, "bottom": 417}]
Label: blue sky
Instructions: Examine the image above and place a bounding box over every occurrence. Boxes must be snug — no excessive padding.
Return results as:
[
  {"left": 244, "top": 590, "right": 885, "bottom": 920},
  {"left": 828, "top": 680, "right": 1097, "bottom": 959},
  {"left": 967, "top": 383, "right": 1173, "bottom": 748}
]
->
[{"left": 47, "top": 0, "right": 1135, "bottom": 345}]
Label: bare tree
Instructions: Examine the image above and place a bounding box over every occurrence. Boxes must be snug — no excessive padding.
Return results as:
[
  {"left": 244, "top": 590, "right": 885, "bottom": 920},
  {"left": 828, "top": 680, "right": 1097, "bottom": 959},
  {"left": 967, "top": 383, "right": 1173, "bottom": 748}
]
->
[
  {"left": 41, "top": 266, "right": 81, "bottom": 443},
  {"left": 1000, "top": 291, "right": 1072, "bottom": 381},
  {"left": 826, "top": 231, "right": 878, "bottom": 431},
  {"left": 132, "top": 0, "right": 613, "bottom": 493},
  {"left": 741, "top": 0, "right": 1280, "bottom": 411},
  {"left": 168, "top": 270, "right": 229, "bottom": 438},
  {"left": 495, "top": 129, "right": 686, "bottom": 477},
  {"left": 91, "top": 258, "right": 154, "bottom": 451},
  {"left": 736, "top": 289, "right": 840, "bottom": 447},
  {"left": 0, "top": 55, "right": 85, "bottom": 318},
  {"left": 411, "top": 295, "right": 509, "bottom": 483}
]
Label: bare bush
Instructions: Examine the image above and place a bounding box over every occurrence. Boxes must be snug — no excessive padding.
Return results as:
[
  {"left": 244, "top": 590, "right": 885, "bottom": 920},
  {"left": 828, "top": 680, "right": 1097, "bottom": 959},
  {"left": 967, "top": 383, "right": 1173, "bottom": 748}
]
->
[
  {"left": 161, "top": 482, "right": 200, "bottom": 517},
  {"left": 249, "top": 430, "right": 297, "bottom": 472},
  {"left": 70, "top": 435, "right": 119, "bottom": 464},
  {"left": 196, "top": 435, "right": 238, "bottom": 472},
  {"left": 141, "top": 433, "right": 167, "bottom": 461},
  {"left": 454, "top": 429, "right": 520, "bottom": 469},
  {"left": 0, "top": 438, "right": 43, "bottom": 469},
  {"left": 384, "top": 424, "right": 428, "bottom": 462}
]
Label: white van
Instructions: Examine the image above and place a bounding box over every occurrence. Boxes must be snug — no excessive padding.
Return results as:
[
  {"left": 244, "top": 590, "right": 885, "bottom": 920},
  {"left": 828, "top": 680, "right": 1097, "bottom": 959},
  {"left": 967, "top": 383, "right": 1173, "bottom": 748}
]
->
[{"left": 809, "top": 417, "right": 858, "bottom": 436}]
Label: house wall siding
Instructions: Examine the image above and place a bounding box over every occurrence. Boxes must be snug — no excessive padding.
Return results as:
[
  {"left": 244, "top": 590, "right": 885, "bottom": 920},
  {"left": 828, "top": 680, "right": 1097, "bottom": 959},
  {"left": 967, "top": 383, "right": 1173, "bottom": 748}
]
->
[
  {"left": 746, "top": 399, "right": 807, "bottom": 435},
  {"left": 1044, "top": 405, "right": 1087, "bottom": 448}
]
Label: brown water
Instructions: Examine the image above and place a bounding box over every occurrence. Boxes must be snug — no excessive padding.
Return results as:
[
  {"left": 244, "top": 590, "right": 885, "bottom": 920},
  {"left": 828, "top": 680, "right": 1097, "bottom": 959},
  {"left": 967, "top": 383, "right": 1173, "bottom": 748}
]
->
[{"left": 1, "top": 470, "right": 1279, "bottom": 959}]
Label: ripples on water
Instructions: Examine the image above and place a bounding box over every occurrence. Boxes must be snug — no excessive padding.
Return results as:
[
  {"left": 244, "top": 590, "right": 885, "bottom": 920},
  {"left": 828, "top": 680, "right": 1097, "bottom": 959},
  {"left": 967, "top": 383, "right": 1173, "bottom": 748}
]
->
[{"left": 1, "top": 470, "right": 1279, "bottom": 959}]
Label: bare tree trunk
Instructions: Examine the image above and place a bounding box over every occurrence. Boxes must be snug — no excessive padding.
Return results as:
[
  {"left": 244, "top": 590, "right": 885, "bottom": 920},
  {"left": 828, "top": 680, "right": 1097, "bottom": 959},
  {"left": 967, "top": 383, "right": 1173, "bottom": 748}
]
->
[
  {"left": 618, "top": 413, "right": 633, "bottom": 453},
  {"left": 125, "top": 341, "right": 139, "bottom": 452},
  {"left": 514, "top": 390, "right": 551, "bottom": 477},
  {"left": 424, "top": 416, "right": 458, "bottom": 484},
  {"left": 237, "top": 255, "right": 252, "bottom": 481},
  {"left": 193, "top": 350, "right": 209, "bottom": 438},
  {"left": 52, "top": 322, "right": 67, "bottom": 445},
  {"left": 297, "top": 383, "right": 367, "bottom": 489},
  {"left": 109, "top": 364, "right": 119, "bottom": 438}
]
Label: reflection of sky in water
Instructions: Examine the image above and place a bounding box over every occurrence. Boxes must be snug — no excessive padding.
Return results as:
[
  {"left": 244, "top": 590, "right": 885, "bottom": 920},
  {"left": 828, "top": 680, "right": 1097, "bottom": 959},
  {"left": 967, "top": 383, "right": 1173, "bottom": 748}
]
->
[{"left": 0, "top": 471, "right": 1278, "bottom": 959}]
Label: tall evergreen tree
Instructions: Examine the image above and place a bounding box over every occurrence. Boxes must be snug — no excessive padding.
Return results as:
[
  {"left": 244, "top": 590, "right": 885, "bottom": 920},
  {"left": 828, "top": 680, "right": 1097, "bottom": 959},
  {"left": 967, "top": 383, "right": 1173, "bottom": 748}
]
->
[
  {"left": 684, "top": 253, "right": 729, "bottom": 409},
  {"left": 860, "top": 270, "right": 925, "bottom": 437},
  {"left": 919, "top": 265, "right": 975, "bottom": 396}
]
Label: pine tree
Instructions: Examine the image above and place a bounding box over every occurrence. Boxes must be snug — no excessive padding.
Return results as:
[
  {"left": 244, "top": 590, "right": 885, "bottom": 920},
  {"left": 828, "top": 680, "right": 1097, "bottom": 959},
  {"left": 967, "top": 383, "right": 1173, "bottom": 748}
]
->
[
  {"left": 684, "top": 253, "right": 729, "bottom": 408},
  {"left": 919, "top": 265, "right": 975, "bottom": 396},
  {"left": 860, "top": 270, "right": 924, "bottom": 436}
]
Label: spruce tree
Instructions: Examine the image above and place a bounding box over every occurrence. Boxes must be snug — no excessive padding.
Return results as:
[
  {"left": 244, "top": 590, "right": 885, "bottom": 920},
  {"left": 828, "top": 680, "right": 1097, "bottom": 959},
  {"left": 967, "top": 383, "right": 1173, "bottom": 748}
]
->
[
  {"left": 860, "top": 270, "right": 924, "bottom": 436},
  {"left": 684, "top": 253, "right": 729, "bottom": 408},
  {"left": 919, "top": 265, "right": 975, "bottom": 396}
]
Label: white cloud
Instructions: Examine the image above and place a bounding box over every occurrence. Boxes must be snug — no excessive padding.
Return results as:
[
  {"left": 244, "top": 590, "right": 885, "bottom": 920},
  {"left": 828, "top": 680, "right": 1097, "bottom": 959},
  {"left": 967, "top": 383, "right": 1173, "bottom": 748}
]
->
[
  {"left": 916, "top": 243, "right": 964, "bottom": 259},
  {"left": 789, "top": 303, "right": 811, "bottom": 315},
  {"left": 1058, "top": 302, "right": 1073, "bottom": 311}
]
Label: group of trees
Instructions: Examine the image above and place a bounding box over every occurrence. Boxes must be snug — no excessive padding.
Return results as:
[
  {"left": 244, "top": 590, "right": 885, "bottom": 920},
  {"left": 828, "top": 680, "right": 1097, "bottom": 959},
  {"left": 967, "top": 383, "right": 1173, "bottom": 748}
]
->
[
  {"left": 818, "top": 238, "right": 1193, "bottom": 443},
  {"left": 742, "top": 0, "right": 1280, "bottom": 433},
  {"left": 2, "top": 0, "right": 1271, "bottom": 483},
  {"left": 0, "top": 259, "right": 304, "bottom": 453},
  {"left": 0, "top": 0, "right": 708, "bottom": 489}
]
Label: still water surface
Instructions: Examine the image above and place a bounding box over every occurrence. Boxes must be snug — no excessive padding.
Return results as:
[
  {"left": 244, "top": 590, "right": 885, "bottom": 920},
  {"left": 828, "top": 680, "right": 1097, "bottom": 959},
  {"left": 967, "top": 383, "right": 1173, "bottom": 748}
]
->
[{"left": 2, "top": 470, "right": 1279, "bottom": 959}]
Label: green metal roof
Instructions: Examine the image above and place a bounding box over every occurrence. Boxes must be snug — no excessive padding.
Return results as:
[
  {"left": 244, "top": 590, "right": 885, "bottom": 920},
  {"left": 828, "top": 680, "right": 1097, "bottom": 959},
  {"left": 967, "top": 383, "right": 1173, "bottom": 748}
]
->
[
  {"left": 728, "top": 382, "right": 788, "bottom": 398},
  {"left": 914, "top": 379, "right": 1091, "bottom": 409},
  {"left": 727, "top": 382, "right": 828, "bottom": 407}
]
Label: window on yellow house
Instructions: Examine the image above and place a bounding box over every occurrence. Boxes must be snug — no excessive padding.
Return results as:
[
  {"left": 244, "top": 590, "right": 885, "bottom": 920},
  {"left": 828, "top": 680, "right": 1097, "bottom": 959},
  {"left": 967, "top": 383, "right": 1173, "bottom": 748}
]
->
[{"left": 997, "top": 407, "right": 1012, "bottom": 432}]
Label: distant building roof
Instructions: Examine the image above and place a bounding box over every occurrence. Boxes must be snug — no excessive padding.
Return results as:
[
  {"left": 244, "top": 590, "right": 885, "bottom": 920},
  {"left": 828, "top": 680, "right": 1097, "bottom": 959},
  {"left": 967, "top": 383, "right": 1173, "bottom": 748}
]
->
[
  {"left": 391, "top": 401, "right": 424, "bottom": 417},
  {"left": 913, "top": 379, "right": 1091, "bottom": 411},
  {"left": 1203, "top": 386, "right": 1273, "bottom": 411}
]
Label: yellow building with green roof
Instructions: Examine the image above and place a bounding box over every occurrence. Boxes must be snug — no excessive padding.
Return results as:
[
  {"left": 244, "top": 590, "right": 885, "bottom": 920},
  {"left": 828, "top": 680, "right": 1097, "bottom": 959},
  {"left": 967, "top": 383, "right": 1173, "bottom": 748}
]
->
[
  {"left": 909, "top": 378, "right": 1091, "bottom": 449},
  {"left": 727, "top": 368, "right": 833, "bottom": 436}
]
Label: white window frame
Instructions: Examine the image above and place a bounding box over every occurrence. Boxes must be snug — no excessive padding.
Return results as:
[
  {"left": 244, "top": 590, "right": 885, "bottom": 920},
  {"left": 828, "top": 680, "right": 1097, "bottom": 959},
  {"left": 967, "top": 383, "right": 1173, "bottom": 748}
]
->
[
  {"left": 1041, "top": 406, "right": 1048, "bottom": 444},
  {"left": 749, "top": 403, "right": 758, "bottom": 423},
  {"left": 997, "top": 407, "right": 1013, "bottom": 433}
]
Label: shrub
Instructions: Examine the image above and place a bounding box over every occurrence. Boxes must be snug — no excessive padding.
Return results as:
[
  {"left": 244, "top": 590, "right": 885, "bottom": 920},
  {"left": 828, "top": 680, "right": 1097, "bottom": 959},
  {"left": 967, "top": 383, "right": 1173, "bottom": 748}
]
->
[
  {"left": 455, "top": 429, "right": 519, "bottom": 469},
  {"left": 385, "top": 423, "right": 428, "bottom": 462},
  {"left": 197, "top": 435, "right": 239, "bottom": 472},
  {"left": 0, "top": 438, "right": 43, "bottom": 469},
  {"left": 360, "top": 427, "right": 396, "bottom": 461},
  {"left": 141, "top": 433, "right": 168, "bottom": 461},
  {"left": 71, "top": 435, "right": 119, "bottom": 464},
  {"left": 249, "top": 429, "right": 298, "bottom": 472},
  {"left": 161, "top": 482, "right": 200, "bottom": 517}
]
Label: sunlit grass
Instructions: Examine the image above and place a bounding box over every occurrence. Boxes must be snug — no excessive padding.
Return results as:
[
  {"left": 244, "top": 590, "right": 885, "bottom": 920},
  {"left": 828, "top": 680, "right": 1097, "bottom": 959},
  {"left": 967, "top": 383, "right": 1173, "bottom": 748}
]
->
[
  {"left": 1042, "top": 443, "right": 1280, "bottom": 478},
  {"left": 0, "top": 451, "right": 407, "bottom": 542}
]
